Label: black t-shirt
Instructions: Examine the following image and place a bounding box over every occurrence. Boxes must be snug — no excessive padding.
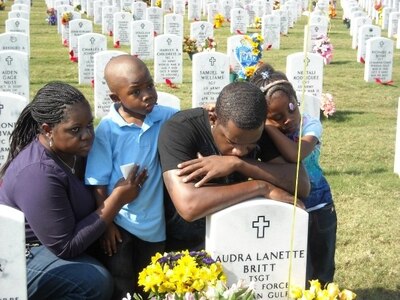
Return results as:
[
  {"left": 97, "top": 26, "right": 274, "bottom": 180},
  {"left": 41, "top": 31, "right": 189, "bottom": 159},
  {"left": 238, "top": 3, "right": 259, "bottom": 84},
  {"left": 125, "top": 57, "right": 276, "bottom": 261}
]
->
[{"left": 157, "top": 107, "right": 280, "bottom": 245}]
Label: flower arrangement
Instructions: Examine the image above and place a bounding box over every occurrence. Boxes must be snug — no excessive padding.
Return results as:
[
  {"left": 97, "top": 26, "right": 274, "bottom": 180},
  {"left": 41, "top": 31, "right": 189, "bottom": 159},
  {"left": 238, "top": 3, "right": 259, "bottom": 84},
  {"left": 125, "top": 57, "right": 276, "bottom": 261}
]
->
[
  {"left": 312, "top": 34, "right": 333, "bottom": 65},
  {"left": 328, "top": 4, "right": 337, "bottom": 18},
  {"left": 156, "top": 0, "right": 161, "bottom": 8},
  {"left": 127, "top": 250, "right": 256, "bottom": 300},
  {"left": 61, "top": 12, "right": 73, "bottom": 25},
  {"left": 320, "top": 92, "right": 336, "bottom": 118},
  {"left": 253, "top": 17, "right": 262, "bottom": 29},
  {"left": 234, "top": 33, "right": 264, "bottom": 81},
  {"left": 183, "top": 36, "right": 217, "bottom": 58},
  {"left": 213, "top": 13, "right": 224, "bottom": 29},
  {"left": 46, "top": 8, "right": 57, "bottom": 25},
  {"left": 290, "top": 280, "right": 356, "bottom": 300}
]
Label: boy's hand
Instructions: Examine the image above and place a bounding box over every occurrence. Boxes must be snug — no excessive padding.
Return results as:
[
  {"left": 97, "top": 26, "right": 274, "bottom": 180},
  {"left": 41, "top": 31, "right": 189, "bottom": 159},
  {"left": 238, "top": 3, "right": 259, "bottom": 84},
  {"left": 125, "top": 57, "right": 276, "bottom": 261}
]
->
[
  {"left": 101, "top": 223, "right": 122, "bottom": 256},
  {"left": 113, "top": 164, "right": 148, "bottom": 205},
  {"left": 177, "top": 153, "right": 240, "bottom": 187}
]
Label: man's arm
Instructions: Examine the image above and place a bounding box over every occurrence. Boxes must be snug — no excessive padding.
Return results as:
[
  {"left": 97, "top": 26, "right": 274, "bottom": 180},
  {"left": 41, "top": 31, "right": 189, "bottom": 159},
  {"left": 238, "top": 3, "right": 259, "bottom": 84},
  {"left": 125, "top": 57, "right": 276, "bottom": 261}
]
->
[
  {"left": 177, "top": 155, "right": 310, "bottom": 199},
  {"left": 163, "top": 169, "right": 302, "bottom": 222}
]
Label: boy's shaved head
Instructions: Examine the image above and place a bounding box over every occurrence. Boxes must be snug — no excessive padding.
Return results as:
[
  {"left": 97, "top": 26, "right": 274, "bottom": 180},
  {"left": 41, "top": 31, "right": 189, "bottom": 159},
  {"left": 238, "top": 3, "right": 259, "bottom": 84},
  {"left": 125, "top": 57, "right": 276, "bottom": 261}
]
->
[{"left": 104, "top": 55, "right": 149, "bottom": 92}]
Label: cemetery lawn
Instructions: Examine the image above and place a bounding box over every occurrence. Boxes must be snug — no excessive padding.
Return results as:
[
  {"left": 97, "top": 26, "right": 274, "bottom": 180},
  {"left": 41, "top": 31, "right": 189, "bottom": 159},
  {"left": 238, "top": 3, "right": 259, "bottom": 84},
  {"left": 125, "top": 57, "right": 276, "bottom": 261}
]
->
[{"left": 1, "top": 1, "right": 399, "bottom": 299}]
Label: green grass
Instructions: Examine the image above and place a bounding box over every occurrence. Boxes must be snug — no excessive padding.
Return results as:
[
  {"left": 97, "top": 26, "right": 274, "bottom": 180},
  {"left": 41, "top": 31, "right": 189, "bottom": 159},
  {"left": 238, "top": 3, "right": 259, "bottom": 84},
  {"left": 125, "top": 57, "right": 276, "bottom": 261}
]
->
[{"left": 1, "top": 1, "right": 400, "bottom": 299}]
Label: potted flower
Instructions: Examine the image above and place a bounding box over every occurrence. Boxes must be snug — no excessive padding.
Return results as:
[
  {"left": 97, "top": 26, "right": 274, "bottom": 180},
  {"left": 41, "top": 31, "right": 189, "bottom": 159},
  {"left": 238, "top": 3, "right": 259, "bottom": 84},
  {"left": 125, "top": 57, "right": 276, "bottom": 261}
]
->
[
  {"left": 290, "top": 279, "right": 356, "bottom": 300},
  {"left": 128, "top": 250, "right": 256, "bottom": 300}
]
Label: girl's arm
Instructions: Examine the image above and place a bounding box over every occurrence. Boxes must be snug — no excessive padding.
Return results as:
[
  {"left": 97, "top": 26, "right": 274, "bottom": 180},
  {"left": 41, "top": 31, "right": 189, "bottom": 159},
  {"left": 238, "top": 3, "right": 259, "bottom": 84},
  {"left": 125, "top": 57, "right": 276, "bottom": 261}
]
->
[{"left": 264, "top": 125, "right": 318, "bottom": 162}]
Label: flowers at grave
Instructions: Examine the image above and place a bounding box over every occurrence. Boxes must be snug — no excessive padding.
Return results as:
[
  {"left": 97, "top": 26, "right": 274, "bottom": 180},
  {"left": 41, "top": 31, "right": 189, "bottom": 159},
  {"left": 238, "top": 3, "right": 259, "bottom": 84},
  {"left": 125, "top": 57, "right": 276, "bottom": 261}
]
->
[
  {"left": 273, "top": 0, "right": 280, "bottom": 10},
  {"left": 289, "top": 279, "right": 356, "bottom": 300},
  {"left": 328, "top": 4, "right": 337, "bottom": 18},
  {"left": 252, "top": 17, "right": 262, "bottom": 29},
  {"left": 61, "top": 12, "right": 73, "bottom": 25},
  {"left": 46, "top": 8, "right": 57, "bottom": 25},
  {"left": 183, "top": 36, "right": 217, "bottom": 57},
  {"left": 320, "top": 92, "right": 336, "bottom": 118},
  {"left": 126, "top": 250, "right": 256, "bottom": 300},
  {"left": 234, "top": 33, "right": 264, "bottom": 81},
  {"left": 0, "top": 0, "right": 5, "bottom": 10},
  {"left": 213, "top": 13, "right": 224, "bottom": 29},
  {"left": 156, "top": 0, "right": 161, "bottom": 8},
  {"left": 312, "top": 34, "right": 333, "bottom": 65}
]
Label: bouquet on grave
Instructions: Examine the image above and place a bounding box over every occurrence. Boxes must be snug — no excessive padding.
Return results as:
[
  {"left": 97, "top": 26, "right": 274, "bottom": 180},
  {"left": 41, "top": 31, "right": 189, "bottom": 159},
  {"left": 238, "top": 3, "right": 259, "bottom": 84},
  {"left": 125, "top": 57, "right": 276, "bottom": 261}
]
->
[
  {"left": 46, "top": 7, "right": 57, "bottom": 25},
  {"left": 289, "top": 279, "right": 356, "bottom": 300},
  {"left": 214, "top": 13, "right": 224, "bottom": 29},
  {"left": 320, "top": 93, "right": 336, "bottom": 118},
  {"left": 183, "top": 36, "right": 217, "bottom": 56},
  {"left": 61, "top": 12, "right": 73, "bottom": 25},
  {"left": 126, "top": 250, "right": 256, "bottom": 300},
  {"left": 234, "top": 33, "right": 264, "bottom": 81},
  {"left": 312, "top": 34, "right": 333, "bottom": 65}
]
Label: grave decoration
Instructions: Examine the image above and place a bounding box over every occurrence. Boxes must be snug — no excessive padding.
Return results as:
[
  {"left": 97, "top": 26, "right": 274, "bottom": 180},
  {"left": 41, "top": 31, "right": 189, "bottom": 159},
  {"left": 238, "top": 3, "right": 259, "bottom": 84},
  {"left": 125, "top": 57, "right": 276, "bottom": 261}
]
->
[
  {"left": 183, "top": 36, "right": 217, "bottom": 59},
  {"left": 289, "top": 280, "right": 356, "bottom": 300},
  {"left": 312, "top": 34, "right": 333, "bottom": 65},
  {"left": 46, "top": 8, "right": 57, "bottom": 25},
  {"left": 234, "top": 33, "right": 264, "bottom": 81},
  {"left": 213, "top": 13, "right": 224, "bottom": 29},
  {"left": 127, "top": 250, "right": 256, "bottom": 300},
  {"left": 320, "top": 92, "right": 336, "bottom": 118},
  {"left": 0, "top": 0, "right": 5, "bottom": 10},
  {"left": 61, "top": 12, "right": 73, "bottom": 25}
]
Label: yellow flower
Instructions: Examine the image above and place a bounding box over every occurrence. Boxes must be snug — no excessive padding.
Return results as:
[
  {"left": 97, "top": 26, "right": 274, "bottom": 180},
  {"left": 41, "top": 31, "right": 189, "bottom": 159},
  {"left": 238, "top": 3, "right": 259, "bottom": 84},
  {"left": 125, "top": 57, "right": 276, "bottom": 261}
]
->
[
  {"left": 339, "top": 289, "right": 357, "bottom": 300},
  {"left": 301, "top": 290, "right": 316, "bottom": 300},
  {"left": 309, "top": 280, "right": 322, "bottom": 295},
  {"left": 214, "top": 13, "right": 224, "bottom": 28},
  {"left": 326, "top": 282, "right": 340, "bottom": 298},
  {"left": 245, "top": 66, "right": 257, "bottom": 78},
  {"left": 289, "top": 285, "right": 303, "bottom": 298},
  {"left": 315, "top": 289, "right": 329, "bottom": 300}
]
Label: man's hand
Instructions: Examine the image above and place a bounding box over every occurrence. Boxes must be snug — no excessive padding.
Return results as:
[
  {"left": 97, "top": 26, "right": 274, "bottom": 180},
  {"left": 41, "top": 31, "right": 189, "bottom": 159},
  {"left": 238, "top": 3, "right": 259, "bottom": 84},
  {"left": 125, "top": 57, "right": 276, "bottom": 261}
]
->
[{"left": 177, "top": 153, "right": 240, "bottom": 187}]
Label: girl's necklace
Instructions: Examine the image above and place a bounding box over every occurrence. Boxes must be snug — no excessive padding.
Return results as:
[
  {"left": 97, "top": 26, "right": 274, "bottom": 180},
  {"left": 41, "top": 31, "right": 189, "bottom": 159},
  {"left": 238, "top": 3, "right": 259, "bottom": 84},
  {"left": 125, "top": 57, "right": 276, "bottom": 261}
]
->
[{"left": 55, "top": 153, "right": 77, "bottom": 174}]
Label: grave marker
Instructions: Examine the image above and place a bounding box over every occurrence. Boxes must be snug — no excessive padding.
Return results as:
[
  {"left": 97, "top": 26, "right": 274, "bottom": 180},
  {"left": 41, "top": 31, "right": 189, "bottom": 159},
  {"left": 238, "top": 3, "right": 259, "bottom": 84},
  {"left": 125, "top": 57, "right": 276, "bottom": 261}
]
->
[
  {"left": 0, "top": 32, "right": 30, "bottom": 57},
  {"left": 0, "top": 50, "right": 29, "bottom": 100},
  {"left": 154, "top": 34, "right": 183, "bottom": 84},
  {"left": 357, "top": 24, "right": 381, "bottom": 63},
  {"left": 230, "top": 8, "right": 248, "bottom": 34},
  {"left": 131, "top": 20, "right": 154, "bottom": 60},
  {"left": 206, "top": 199, "right": 308, "bottom": 300},
  {"left": 69, "top": 19, "right": 93, "bottom": 59},
  {"left": 364, "top": 37, "right": 394, "bottom": 82},
  {"left": 113, "top": 11, "right": 132, "bottom": 46}
]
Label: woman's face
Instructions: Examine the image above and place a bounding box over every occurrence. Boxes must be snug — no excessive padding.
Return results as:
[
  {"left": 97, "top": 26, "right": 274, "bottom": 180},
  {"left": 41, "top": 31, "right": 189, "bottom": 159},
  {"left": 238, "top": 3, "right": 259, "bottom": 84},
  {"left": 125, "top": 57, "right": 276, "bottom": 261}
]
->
[{"left": 50, "top": 102, "right": 94, "bottom": 157}]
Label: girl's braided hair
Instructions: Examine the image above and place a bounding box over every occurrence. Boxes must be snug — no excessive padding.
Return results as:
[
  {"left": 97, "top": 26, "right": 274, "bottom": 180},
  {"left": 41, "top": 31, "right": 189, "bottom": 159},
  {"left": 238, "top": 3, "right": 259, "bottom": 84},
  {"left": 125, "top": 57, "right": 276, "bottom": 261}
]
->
[{"left": 0, "top": 81, "right": 88, "bottom": 177}]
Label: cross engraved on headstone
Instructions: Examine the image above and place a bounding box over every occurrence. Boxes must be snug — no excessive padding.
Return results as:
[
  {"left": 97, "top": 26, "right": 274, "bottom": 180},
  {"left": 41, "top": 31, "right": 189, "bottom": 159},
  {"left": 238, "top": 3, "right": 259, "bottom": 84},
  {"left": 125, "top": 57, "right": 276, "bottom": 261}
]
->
[
  {"left": 167, "top": 38, "right": 172, "bottom": 45},
  {"left": 379, "top": 41, "right": 384, "bottom": 47},
  {"left": 315, "top": 26, "right": 319, "bottom": 32},
  {"left": 201, "top": 24, "right": 205, "bottom": 30},
  {"left": 122, "top": 14, "right": 126, "bottom": 19},
  {"left": 209, "top": 57, "right": 216, "bottom": 66},
  {"left": 90, "top": 37, "right": 96, "bottom": 44},
  {"left": 303, "top": 57, "right": 310, "bottom": 67},
  {"left": 15, "top": 21, "right": 20, "bottom": 27},
  {"left": 0, "top": 104, "right": 4, "bottom": 116},
  {"left": 5, "top": 56, "right": 13, "bottom": 65},
  {"left": 252, "top": 215, "right": 270, "bottom": 238},
  {"left": 141, "top": 23, "right": 145, "bottom": 29},
  {"left": 10, "top": 36, "right": 17, "bottom": 43},
  {"left": 79, "top": 22, "right": 83, "bottom": 27}
]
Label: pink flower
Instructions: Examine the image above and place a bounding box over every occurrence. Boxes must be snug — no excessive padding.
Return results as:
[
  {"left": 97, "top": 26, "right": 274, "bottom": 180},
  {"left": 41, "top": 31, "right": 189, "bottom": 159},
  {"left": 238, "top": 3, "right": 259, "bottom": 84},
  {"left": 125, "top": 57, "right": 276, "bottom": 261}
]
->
[{"left": 321, "top": 93, "right": 336, "bottom": 117}]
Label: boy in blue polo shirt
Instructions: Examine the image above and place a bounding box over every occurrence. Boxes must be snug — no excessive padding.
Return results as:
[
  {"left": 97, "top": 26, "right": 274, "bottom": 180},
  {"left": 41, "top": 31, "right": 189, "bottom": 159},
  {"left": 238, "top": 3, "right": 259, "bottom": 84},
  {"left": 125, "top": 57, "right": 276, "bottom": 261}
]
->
[{"left": 85, "top": 55, "right": 177, "bottom": 299}]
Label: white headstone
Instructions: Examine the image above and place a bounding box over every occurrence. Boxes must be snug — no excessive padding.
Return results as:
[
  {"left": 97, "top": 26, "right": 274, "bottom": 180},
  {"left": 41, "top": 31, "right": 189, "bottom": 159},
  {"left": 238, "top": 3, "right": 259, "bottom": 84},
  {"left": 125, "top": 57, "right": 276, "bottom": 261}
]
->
[
  {"left": 154, "top": 34, "right": 183, "bottom": 84},
  {"left": 286, "top": 52, "right": 324, "bottom": 99},
  {"left": 146, "top": 6, "right": 164, "bottom": 36},
  {"left": 157, "top": 91, "right": 181, "bottom": 110},
  {"left": 305, "top": 24, "right": 328, "bottom": 52},
  {"left": 162, "top": 0, "right": 174, "bottom": 13},
  {"left": 192, "top": 51, "right": 230, "bottom": 107},
  {"left": 309, "top": 13, "right": 329, "bottom": 28},
  {"left": 394, "top": 97, "right": 400, "bottom": 175},
  {"left": 0, "top": 205, "right": 27, "bottom": 300},
  {"left": 381, "top": 7, "right": 393, "bottom": 30},
  {"left": 351, "top": 16, "right": 372, "bottom": 49},
  {"left": 130, "top": 20, "right": 154, "bottom": 60},
  {"left": 61, "top": 11, "right": 81, "bottom": 47},
  {"left": 206, "top": 199, "right": 308, "bottom": 300},
  {"left": 132, "top": 1, "right": 147, "bottom": 21},
  {"left": 164, "top": 13, "right": 183, "bottom": 37},
  {"left": 274, "top": 9, "right": 289, "bottom": 35},
  {"left": 93, "top": 50, "right": 126, "bottom": 118},
  {"left": 0, "top": 50, "right": 29, "bottom": 100},
  {"left": 78, "top": 33, "right": 107, "bottom": 84},
  {"left": 364, "top": 37, "right": 394, "bottom": 82},
  {"left": 120, "top": 0, "right": 133, "bottom": 12},
  {"left": 8, "top": 10, "right": 30, "bottom": 20},
  {"left": 230, "top": 8, "right": 248, "bottom": 34},
  {"left": 11, "top": 3, "right": 30, "bottom": 12},
  {"left": 190, "top": 21, "right": 214, "bottom": 46},
  {"left": 296, "top": 92, "right": 321, "bottom": 120},
  {"left": 356, "top": 24, "right": 381, "bottom": 63},
  {"left": 187, "top": 0, "right": 202, "bottom": 21},
  {"left": 227, "top": 35, "right": 245, "bottom": 76},
  {"left": 113, "top": 11, "right": 132, "bottom": 46},
  {"left": 93, "top": 0, "right": 104, "bottom": 25},
  {"left": 220, "top": 0, "right": 232, "bottom": 21},
  {"left": 207, "top": 2, "right": 220, "bottom": 25},
  {"left": 262, "top": 14, "right": 281, "bottom": 49},
  {"left": 69, "top": 19, "right": 93, "bottom": 59},
  {"left": 173, "top": 0, "right": 186, "bottom": 15},
  {"left": 387, "top": 11, "right": 400, "bottom": 38},
  {"left": 5, "top": 18, "right": 30, "bottom": 36},
  {"left": 56, "top": 5, "right": 74, "bottom": 34},
  {"left": 102, "top": 5, "right": 118, "bottom": 36},
  {"left": 0, "top": 32, "right": 30, "bottom": 57}
]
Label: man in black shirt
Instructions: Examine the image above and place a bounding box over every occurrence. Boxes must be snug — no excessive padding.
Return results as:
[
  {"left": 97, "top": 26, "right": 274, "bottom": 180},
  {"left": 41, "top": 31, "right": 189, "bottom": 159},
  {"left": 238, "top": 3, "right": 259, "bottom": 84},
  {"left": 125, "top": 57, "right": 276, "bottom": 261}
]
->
[{"left": 158, "top": 82, "right": 310, "bottom": 251}]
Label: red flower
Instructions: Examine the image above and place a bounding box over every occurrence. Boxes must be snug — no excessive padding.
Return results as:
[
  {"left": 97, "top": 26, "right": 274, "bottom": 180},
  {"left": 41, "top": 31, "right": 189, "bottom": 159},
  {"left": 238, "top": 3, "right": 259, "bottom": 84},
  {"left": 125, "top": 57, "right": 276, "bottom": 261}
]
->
[
  {"left": 114, "top": 41, "right": 120, "bottom": 48},
  {"left": 165, "top": 78, "right": 178, "bottom": 89}
]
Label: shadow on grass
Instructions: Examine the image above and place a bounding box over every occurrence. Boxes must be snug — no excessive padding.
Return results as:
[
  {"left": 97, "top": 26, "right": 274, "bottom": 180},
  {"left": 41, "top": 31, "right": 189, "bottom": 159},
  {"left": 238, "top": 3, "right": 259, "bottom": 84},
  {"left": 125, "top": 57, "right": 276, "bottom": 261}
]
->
[
  {"left": 327, "top": 60, "right": 353, "bottom": 65},
  {"left": 353, "top": 288, "right": 400, "bottom": 300},
  {"left": 321, "top": 110, "right": 364, "bottom": 123},
  {"left": 324, "top": 167, "right": 387, "bottom": 176}
]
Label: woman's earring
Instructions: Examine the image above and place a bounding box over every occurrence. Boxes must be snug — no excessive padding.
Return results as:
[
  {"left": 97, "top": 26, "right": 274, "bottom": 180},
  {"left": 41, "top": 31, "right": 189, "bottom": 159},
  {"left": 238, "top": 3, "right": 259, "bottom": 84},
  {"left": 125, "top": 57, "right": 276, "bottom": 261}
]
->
[{"left": 49, "top": 138, "right": 54, "bottom": 148}]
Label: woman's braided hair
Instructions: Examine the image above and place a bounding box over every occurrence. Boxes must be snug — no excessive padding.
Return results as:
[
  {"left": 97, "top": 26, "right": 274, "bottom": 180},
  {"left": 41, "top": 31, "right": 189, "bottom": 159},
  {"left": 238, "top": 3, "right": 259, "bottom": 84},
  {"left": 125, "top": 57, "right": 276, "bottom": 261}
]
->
[{"left": 0, "top": 81, "right": 88, "bottom": 176}]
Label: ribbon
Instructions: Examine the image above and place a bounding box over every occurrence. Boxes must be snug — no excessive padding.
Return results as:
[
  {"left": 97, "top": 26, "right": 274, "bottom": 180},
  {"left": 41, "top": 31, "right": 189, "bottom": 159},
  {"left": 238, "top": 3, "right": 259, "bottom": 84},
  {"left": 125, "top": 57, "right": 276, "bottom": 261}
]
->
[
  {"left": 114, "top": 41, "right": 120, "bottom": 48},
  {"left": 109, "top": 30, "right": 113, "bottom": 37},
  {"left": 236, "top": 30, "right": 244, "bottom": 35},
  {"left": 360, "top": 57, "right": 365, "bottom": 64},
  {"left": 375, "top": 78, "right": 394, "bottom": 85},
  {"left": 69, "top": 50, "right": 78, "bottom": 62},
  {"left": 63, "top": 39, "right": 68, "bottom": 47},
  {"left": 165, "top": 78, "right": 178, "bottom": 89},
  {"left": 91, "top": 79, "right": 94, "bottom": 88},
  {"left": 265, "top": 44, "right": 272, "bottom": 51}
]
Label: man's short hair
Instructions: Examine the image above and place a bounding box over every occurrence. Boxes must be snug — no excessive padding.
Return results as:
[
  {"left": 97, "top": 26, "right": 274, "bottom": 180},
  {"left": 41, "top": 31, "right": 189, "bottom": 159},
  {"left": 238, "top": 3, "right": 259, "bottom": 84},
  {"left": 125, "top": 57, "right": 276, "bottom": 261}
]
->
[{"left": 215, "top": 81, "right": 266, "bottom": 130}]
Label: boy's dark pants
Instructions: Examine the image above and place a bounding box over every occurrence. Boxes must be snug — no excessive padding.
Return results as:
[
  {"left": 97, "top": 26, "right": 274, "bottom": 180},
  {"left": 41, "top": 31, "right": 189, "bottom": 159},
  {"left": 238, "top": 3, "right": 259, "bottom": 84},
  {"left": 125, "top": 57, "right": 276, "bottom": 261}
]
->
[
  {"left": 100, "top": 225, "right": 165, "bottom": 300},
  {"left": 306, "top": 203, "right": 337, "bottom": 286}
]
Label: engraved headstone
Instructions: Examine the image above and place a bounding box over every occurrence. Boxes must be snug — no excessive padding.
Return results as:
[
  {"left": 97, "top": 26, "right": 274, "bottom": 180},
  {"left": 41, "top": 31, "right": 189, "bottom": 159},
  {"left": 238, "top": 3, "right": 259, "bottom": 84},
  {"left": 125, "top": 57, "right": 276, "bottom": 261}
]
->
[{"left": 154, "top": 34, "right": 183, "bottom": 84}]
